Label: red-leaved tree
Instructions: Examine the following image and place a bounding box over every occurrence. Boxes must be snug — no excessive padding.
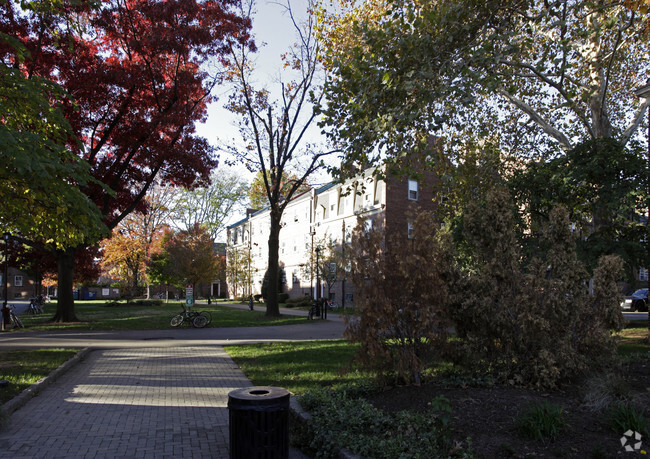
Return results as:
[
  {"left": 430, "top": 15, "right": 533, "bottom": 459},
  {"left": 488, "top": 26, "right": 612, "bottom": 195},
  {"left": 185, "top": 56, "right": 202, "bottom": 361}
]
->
[{"left": 0, "top": 0, "right": 253, "bottom": 320}]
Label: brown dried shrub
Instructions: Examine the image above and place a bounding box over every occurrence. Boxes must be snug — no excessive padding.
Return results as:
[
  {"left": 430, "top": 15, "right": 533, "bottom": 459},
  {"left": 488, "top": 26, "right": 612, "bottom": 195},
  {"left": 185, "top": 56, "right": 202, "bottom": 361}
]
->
[{"left": 344, "top": 210, "right": 456, "bottom": 385}]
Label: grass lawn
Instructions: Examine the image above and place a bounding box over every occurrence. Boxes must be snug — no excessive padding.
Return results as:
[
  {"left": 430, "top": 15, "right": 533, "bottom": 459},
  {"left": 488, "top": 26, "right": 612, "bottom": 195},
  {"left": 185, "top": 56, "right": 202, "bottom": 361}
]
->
[
  {"left": 17, "top": 300, "right": 306, "bottom": 331},
  {"left": 226, "top": 340, "right": 366, "bottom": 395},
  {"left": 226, "top": 320, "right": 650, "bottom": 396},
  {"left": 616, "top": 319, "right": 650, "bottom": 357},
  {"left": 0, "top": 349, "right": 79, "bottom": 405}
]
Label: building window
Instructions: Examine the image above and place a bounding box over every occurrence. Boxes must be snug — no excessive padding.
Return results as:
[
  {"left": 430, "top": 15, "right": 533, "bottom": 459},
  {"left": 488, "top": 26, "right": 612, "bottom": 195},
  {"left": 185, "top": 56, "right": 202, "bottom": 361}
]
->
[
  {"left": 345, "top": 293, "right": 354, "bottom": 302},
  {"left": 14, "top": 275, "right": 23, "bottom": 287},
  {"left": 407, "top": 222, "right": 414, "bottom": 239},
  {"left": 640, "top": 267, "right": 649, "bottom": 281},
  {"left": 345, "top": 228, "right": 352, "bottom": 244},
  {"left": 408, "top": 179, "right": 418, "bottom": 201},
  {"left": 329, "top": 262, "right": 337, "bottom": 273},
  {"left": 364, "top": 219, "right": 373, "bottom": 233},
  {"left": 374, "top": 180, "right": 384, "bottom": 205}
]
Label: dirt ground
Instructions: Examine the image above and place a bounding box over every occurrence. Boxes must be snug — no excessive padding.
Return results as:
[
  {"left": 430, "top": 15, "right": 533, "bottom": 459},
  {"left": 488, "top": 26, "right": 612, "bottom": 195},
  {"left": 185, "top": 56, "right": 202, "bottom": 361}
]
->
[{"left": 366, "top": 360, "right": 650, "bottom": 458}]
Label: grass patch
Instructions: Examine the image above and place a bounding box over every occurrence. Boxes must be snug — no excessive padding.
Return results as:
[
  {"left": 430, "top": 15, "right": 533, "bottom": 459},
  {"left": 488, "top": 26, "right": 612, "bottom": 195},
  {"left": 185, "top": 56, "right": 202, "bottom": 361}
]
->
[
  {"left": 516, "top": 401, "right": 567, "bottom": 442},
  {"left": 0, "top": 349, "right": 79, "bottom": 405},
  {"left": 616, "top": 320, "right": 650, "bottom": 359},
  {"left": 17, "top": 301, "right": 305, "bottom": 331},
  {"left": 608, "top": 402, "right": 649, "bottom": 436},
  {"left": 226, "top": 340, "right": 364, "bottom": 395}
]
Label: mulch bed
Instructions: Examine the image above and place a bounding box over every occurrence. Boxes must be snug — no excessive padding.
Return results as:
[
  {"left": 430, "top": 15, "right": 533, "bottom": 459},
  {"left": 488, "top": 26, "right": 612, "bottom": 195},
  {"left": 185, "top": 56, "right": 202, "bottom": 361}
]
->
[{"left": 365, "top": 361, "right": 650, "bottom": 458}]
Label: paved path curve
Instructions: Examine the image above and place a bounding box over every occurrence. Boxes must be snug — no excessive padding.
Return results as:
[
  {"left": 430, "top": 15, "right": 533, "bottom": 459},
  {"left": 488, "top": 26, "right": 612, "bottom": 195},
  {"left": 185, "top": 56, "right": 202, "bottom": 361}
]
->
[{"left": 0, "top": 306, "right": 347, "bottom": 458}]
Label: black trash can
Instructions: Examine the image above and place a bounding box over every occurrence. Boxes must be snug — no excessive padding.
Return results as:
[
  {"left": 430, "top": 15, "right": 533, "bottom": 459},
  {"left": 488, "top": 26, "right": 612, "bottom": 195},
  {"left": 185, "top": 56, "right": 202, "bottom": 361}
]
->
[{"left": 228, "top": 386, "right": 290, "bottom": 459}]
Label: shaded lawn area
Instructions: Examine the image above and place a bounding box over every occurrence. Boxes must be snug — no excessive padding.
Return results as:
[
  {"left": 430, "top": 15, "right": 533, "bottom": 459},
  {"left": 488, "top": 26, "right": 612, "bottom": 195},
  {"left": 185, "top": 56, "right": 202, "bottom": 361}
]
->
[
  {"left": 17, "top": 301, "right": 306, "bottom": 331},
  {"left": 616, "top": 319, "right": 650, "bottom": 357},
  {"left": 226, "top": 340, "right": 366, "bottom": 395},
  {"left": 0, "top": 349, "right": 79, "bottom": 406}
]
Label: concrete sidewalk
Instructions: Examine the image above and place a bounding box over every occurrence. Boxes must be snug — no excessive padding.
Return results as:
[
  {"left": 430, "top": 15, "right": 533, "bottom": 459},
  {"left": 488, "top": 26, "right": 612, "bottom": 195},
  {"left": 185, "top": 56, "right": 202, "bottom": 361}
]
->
[{"left": 0, "top": 346, "right": 308, "bottom": 458}]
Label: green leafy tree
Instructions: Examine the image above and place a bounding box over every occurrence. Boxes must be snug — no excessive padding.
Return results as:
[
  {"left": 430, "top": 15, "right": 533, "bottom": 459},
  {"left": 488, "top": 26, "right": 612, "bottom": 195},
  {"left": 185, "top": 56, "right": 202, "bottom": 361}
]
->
[
  {"left": 512, "top": 137, "right": 647, "bottom": 275},
  {"left": 319, "top": 0, "right": 649, "bottom": 166},
  {"left": 170, "top": 169, "right": 249, "bottom": 241},
  {"left": 0, "top": 39, "right": 106, "bottom": 250}
]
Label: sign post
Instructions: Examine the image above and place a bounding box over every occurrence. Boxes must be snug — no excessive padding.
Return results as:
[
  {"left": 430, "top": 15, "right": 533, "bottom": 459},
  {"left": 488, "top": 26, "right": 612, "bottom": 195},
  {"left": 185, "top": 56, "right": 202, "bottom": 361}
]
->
[{"left": 186, "top": 285, "right": 194, "bottom": 308}]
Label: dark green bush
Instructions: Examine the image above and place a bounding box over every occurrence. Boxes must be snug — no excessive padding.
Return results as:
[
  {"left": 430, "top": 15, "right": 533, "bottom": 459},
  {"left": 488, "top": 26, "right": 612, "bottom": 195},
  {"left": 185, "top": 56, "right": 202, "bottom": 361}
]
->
[
  {"left": 516, "top": 401, "right": 567, "bottom": 442},
  {"left": 278, "top": 293, "right": 289, "bottom": 303},
  {"left": 608, "top": 402, "right": 649, "bottom": 437},
  {"left": 294, "top": 389, "right": 471, "bottom": 458},
  {"left": 285, "top": 296, "right": 312, "bottom": 308}
]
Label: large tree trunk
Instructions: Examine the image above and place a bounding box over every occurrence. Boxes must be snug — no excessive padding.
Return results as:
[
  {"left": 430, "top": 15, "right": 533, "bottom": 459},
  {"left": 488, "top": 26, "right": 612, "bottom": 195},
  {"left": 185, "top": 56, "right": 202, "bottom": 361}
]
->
[
  {"left": 265, "top": 213, "right": 282, "bottom": 317},
  {"left": 52, "top": 248, "right": 79, "bottom": 322}
]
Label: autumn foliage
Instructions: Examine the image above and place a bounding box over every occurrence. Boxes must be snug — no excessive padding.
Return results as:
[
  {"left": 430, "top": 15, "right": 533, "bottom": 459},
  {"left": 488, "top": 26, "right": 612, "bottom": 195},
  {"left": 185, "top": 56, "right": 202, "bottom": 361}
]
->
[
  {"left": 346, "top": 189, "right": 625, "bottom": 388},
  {"left": 147, "top": 224, "right": 222, "bottom": 291}
]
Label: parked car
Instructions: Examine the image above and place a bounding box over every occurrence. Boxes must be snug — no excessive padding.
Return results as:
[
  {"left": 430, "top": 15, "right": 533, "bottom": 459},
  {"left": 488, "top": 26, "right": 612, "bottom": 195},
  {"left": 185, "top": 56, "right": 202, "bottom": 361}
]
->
[{"left": 620, "top": 288, "right": 648, "bottom": 312}]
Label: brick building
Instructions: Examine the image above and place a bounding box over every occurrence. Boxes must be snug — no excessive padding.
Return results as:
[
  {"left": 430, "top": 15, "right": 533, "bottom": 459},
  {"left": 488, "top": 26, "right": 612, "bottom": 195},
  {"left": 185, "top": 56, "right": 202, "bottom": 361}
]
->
[{"left": 226, "top": 166, "right": 439, "bottom": 304}]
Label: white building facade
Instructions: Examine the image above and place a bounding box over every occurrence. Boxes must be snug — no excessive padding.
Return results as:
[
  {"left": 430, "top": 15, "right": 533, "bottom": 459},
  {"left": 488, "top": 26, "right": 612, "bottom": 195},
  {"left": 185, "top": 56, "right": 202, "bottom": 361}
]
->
[{"left": 226, "top": 167, "right": 439, "bottom": 305}]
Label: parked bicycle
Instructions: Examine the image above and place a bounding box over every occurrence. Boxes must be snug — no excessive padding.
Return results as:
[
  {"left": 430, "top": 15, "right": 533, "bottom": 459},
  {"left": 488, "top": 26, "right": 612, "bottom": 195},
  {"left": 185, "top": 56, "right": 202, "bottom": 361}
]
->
[
  {"left": 2, "top": 305, "right": 24, "bottom": 328},
  {"left": 27, "top": 296, "right": 45, "bottom": 315},
  {"left": 170, "top": 305, "right": 212, "bottom": 328},
  {"left": 308, "top": 299, "right": 323, "bottom": 320}
]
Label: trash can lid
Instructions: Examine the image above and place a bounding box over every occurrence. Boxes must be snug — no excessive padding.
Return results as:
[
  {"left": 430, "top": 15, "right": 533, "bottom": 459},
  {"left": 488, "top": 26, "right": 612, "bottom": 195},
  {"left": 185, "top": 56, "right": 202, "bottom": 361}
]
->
[{"left": 228, "top": 386, "right": 290, "bottom": 410}]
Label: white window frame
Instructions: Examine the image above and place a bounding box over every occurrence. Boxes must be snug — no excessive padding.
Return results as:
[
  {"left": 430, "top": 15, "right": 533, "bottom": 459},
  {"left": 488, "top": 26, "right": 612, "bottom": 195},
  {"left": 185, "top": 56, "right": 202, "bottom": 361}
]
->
[
  {"left": 407, "top": 222, "right": 414, "bottom": 239},
  {"left": 408, "top": 179, "right": 418, "bottom": 201},
  {"left": 14, "top": 275, "right": 23, "bottom": 287},
  {"left": 640, "top": 267, "right": 649, "bottom": 282}
]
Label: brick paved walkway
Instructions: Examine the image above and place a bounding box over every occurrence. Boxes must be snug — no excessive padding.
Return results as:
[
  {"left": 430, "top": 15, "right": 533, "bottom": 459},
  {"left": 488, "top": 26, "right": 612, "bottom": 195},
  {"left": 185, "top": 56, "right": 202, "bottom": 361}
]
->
[{"left": 0, "top": 346, "right": 252, "bottom": 458}]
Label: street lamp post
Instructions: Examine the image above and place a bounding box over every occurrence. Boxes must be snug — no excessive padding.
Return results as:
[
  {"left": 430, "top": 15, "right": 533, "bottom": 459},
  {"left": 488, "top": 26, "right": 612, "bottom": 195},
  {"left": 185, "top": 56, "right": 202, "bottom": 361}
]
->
[
  {"left": 635, "top": 81, "right": 650, "bottom": 272},
  {"left": 635, "top": 81, "right": 650, "bottom": 334},
  {"left": 2, "top": 233, "right": 10, "bottom": 330},
  {"left": 315, "top": 245, "right": 322, "bottom": 318}
]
